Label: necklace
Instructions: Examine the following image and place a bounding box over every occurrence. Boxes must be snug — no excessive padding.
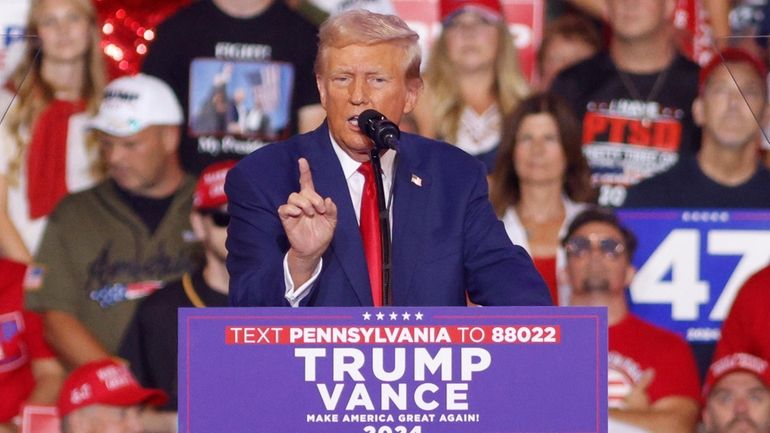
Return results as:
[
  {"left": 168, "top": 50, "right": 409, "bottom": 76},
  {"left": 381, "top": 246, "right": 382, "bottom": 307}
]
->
[
  {"left": 616, "top": 64, "right": 672, "bottom": 128},
  {"left": 456, "top": 104, "right": 501, "bottom": 154},
  {"left": 182, "top": 273, "right": 206, "bottom": 307}
]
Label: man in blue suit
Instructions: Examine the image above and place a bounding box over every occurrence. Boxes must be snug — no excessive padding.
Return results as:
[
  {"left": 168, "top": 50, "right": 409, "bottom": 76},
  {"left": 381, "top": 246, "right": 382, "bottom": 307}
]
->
[{"left": 225, "top": 9, "right": 550, "bottom": 307}]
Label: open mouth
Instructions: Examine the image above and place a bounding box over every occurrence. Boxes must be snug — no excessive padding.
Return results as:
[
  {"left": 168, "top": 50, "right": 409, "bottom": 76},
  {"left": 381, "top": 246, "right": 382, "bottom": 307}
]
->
[{"left": 348, "top": 114, "right": 361, "bottom": 130}]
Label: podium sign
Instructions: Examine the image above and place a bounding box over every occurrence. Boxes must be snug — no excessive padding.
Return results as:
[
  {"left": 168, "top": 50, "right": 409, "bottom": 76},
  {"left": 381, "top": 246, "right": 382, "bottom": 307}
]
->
[{"left": 179, "top": 306, "right": 607, "bottom": 433}]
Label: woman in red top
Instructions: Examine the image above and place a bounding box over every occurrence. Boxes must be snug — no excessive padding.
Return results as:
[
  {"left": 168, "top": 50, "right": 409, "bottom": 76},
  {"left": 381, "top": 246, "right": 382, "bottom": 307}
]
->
[
  {"left": 0, "top": 0, "right": 106, "bottom": 263},
  {"left": 489, "top": 92, "right": 596, "bottom": 305}
]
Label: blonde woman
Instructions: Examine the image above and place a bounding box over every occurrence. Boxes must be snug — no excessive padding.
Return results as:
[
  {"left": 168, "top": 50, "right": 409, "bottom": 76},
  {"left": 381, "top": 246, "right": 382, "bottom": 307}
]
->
[
  {"left": 0, "top": 0, "right": 106, "bottom": 262},
  {"left": 413, "top": 0, "right": 530, "bottom": 173}
]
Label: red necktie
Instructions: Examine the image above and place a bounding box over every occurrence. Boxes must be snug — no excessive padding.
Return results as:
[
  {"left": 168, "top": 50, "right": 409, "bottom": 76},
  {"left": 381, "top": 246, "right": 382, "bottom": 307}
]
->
[{"left": 358, "top": 161, "right": 382, "bottom": 306}]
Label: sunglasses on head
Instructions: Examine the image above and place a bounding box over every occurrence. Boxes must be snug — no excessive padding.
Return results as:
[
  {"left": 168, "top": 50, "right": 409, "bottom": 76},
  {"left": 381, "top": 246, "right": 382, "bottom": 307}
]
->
[
  {"left": 202, "top": 210, "right": 230, "bottom": 227},
  {"left": 564, "top": 236, "right": 626, "bottom": 259}
]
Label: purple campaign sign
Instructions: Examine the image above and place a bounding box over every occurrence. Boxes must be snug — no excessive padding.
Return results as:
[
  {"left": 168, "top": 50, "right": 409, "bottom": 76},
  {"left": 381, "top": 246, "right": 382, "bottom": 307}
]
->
[{"left": 179, "top": 306, "right": 607, "bottom": 433}]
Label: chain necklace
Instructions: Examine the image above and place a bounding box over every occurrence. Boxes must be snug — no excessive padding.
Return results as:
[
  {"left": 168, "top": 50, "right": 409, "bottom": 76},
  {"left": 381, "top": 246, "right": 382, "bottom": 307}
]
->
[
  {"left": 616, "top": 64, "right": 672, "bottom": 128},
  {"left": 182, "top": 273, "right": 206, "bottom": 307}
]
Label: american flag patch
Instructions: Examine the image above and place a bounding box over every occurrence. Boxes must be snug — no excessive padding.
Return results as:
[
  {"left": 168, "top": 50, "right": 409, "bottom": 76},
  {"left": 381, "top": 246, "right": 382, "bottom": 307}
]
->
[
  {"left": 90, "top": 280, "right": 164, "bottom": 308},
  {"left": 23, "top": 265, "right": 44, "bottom": 291},
  {"left": 125, "top": 280, "right": 164, "bottom": 299}
]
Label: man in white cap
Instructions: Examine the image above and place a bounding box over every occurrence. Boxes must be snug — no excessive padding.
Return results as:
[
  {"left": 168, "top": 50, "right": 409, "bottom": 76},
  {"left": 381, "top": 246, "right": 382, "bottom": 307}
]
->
[
  {"left": 58, "top": 358, "right": 168, "bottom": 433},
  {"left": 26, "top": 73, "right": 198, "bottom": 370},
  {"left": 703, "top": 352, "right": 770, "bottom": 433}
]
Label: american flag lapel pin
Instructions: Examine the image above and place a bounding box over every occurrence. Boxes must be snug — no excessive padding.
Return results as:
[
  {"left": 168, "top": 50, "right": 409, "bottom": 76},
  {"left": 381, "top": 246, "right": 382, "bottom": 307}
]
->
[{"left": 410, "top": 174, "right": 422, "bottom": 187}]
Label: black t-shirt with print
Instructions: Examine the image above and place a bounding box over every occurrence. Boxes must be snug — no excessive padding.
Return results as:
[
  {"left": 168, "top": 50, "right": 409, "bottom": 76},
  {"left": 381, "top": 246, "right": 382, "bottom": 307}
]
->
[
  {"left": 551, "top": 51, "right": 700, "bottom": 206},
  {"left": 143, "top": 0, "right": 320, "bottom": 174}
]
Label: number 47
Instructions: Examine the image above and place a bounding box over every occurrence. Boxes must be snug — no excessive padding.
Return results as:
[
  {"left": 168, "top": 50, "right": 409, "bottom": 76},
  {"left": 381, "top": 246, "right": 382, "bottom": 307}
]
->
[{"left": 630, "top": 230, "right": 770, "bottom": 321}]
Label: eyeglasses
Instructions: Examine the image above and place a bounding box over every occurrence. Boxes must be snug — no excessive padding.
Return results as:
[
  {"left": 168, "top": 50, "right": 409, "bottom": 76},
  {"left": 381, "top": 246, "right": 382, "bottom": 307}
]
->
[
  {"left": 203, "top": 210, "right": 230, "bottom": 228},
  {"left": 564, "top": 236, "right": 626, "bottom": 259}
]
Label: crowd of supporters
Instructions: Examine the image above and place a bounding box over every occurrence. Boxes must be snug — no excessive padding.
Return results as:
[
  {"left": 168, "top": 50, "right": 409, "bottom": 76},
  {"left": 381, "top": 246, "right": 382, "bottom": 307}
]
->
[{"left": 2, "top": 0, "right": 770, "bottom": 432}]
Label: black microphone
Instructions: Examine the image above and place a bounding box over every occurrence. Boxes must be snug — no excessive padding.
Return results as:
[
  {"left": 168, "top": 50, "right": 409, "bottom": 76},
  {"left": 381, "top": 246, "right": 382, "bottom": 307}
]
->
[{"left": 357, "top": 109, "right": 400, "bottom": 150}]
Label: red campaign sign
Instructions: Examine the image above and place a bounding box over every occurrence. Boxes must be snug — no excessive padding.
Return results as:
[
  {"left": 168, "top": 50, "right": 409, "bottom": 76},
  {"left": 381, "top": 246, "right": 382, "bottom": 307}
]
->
[
  {"left": 674, "top": 0, "right": 715, "bottom": 66},
  {"left": 392, "top": 0, "right": 543, "bottom": 80}
]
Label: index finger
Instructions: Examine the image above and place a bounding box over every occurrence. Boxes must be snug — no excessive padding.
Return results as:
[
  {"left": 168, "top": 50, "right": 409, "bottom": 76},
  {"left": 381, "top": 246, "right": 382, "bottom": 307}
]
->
[{"left": 298, "top": 158, "right": 315, "bottom": 192}]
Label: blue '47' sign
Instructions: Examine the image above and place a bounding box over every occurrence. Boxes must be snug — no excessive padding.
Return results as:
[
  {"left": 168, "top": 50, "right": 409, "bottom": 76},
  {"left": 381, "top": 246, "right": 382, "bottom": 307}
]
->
[{"left": 618, "top": 209, "right": 770, "bottom": 343}]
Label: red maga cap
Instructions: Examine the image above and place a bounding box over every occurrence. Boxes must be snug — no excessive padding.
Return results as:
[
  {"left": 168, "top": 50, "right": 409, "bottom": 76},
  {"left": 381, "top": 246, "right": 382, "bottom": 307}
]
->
[
  {"left": 439, "top": 0, "right": 503, "bottom": 24},
  {"left": 703, "top": 352, "right": 770, "bottom": 399},
  {"left": 699, "top": 48, "right": 768, "bottom": 93},
  {"left": 57, "top": 359, "right": 168, "bottom": 416},
  {"left": 193, "top": 160, "right": 237, "bottom": 211}
]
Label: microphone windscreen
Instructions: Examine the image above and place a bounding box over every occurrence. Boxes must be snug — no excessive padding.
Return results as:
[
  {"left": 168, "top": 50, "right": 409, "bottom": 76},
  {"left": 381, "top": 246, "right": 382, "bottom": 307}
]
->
[{"left": 357, "top": 109, "right": 384, "bottom": 135}]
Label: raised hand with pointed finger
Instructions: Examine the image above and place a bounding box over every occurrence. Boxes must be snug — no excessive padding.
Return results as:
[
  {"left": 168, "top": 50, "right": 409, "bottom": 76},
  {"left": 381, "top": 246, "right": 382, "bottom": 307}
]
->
[{"left": 277, "top": 158, "right": 338, "bottom": 287}]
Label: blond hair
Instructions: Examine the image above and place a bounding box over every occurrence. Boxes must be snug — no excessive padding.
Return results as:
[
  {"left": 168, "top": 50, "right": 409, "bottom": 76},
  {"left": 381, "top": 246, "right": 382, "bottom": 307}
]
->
[
  {"left": 424, "top": 19, "right": 530, "bottom": 144},
  {"left": 5, "top": 0, "right": 106, "bottom": 183},
  {"left": 315, "top": 9, "right": 422, "bottom": 82}
]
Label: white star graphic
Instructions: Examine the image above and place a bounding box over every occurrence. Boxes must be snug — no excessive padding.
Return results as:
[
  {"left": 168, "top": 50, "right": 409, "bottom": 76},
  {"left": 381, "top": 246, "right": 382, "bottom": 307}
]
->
[
  {"left": 362, "top": 312, "right": 371, "bottom": 320},
  {"left": 389, "top": 312, "right": 398, "bottom": 320},
  {"left": 376, "top": 312, "right": 385, "bottom": 320},
  {"left": 414, "top": 312, "right": 423, "bottom": 320},
  {"left": 401, "top": 312, "right": 411, "bottom": 320}
]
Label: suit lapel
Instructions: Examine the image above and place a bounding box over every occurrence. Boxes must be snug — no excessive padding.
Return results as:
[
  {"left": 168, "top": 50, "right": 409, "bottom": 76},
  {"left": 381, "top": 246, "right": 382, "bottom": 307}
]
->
[
  {"left": 390, "top": 139, "right": 431, "bottom": 304},
  {"left": 304, "top": 126, "right": 371, "bottom": 306}
]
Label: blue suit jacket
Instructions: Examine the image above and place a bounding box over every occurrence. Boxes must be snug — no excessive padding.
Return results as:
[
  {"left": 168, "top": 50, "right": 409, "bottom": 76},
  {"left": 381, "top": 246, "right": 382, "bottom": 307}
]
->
[{"left": 225, "top": 123, "right": 551, "bottom": 307}]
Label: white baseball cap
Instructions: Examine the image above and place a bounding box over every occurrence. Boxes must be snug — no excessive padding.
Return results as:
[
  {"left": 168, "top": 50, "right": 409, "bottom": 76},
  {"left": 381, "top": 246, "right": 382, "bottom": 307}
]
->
[{"left": 90, "top": 73, "right": 183, "bottom": 136}]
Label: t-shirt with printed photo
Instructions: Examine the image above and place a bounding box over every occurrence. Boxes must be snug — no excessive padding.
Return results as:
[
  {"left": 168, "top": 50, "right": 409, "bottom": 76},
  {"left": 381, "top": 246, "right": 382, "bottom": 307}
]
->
[{"left": 142, "top": 0, "right": 320, "bottom": 174}]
